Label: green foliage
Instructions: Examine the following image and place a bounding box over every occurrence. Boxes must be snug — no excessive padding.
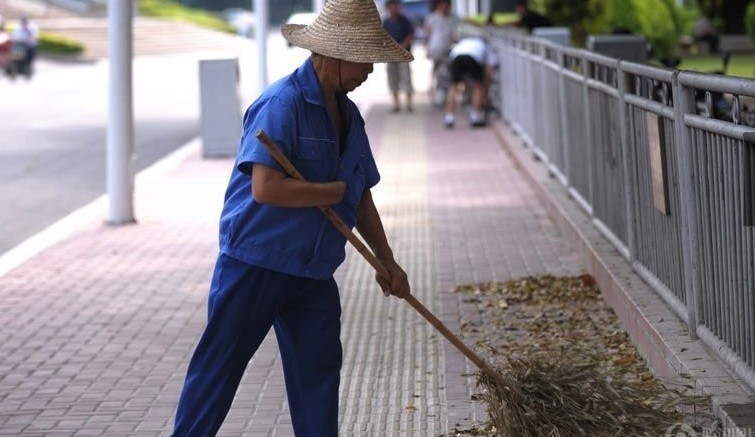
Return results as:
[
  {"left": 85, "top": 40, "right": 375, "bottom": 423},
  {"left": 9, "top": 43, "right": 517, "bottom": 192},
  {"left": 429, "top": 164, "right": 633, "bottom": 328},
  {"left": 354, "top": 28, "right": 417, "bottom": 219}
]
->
[
  {"left": 660, "top": 0, "right": 684, "bottom": 36},
  {"left": 5, "top": 25, "right": 84, "bottom": 55},
  {"left": 465, "top": 12, "right": 518, "bottom": 26},
  {"left": 634, "top": 0, "right": 678, "bottom": 58},
  {"left": 542, "top": 0, "right": 610, "bottom": 46},
  {"left": 677, "top": 5, "right": 702, "bottom": 35},
  {"left": 607, "top": 0, "right": 640, "bottom": 32},
  {"left": 604, "top": 0, "right": 679, "bottom": 58},
  {"left": 38, "top": 31, "right": 84, "bottom": 54},
  {"left": 139, "top": 0, "right": 236, "bottom": 34},
  {"left": 747, "top": 1, "right": 755, "bottom": 48},
  {"left": 676, "top": 54, "right": 754, "bottom": 78},
  {"left": 528, "top": 0, "right": 548, "bottom": 14},
  {"left": 543, "top": 0, "right": 683, "bottom": 58}
]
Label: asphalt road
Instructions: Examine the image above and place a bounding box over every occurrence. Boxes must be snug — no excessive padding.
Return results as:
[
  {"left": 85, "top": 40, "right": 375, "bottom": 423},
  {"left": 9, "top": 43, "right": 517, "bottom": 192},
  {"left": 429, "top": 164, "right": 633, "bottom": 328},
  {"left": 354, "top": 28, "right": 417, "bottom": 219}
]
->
[
  {"left": 0, "top": 52, "right": 231, "bottom": 254},
  {"left": 0, "top": 32, "right": 410, "bottom": 256}
]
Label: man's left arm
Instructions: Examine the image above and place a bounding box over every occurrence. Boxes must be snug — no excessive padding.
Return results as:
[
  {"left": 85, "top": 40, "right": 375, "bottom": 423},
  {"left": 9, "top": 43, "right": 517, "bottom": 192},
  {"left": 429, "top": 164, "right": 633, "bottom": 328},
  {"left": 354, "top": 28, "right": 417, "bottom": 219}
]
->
[{"left": 355, "top": 189, "right": 411, "bottom": 299}]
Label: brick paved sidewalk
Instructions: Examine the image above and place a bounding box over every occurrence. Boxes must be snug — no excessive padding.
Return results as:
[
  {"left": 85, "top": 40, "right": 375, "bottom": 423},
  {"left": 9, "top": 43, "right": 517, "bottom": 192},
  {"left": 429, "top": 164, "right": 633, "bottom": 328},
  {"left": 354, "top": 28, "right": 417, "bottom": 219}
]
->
[{"left": 0, "top": 98, "right": 584, "bottom": 435}]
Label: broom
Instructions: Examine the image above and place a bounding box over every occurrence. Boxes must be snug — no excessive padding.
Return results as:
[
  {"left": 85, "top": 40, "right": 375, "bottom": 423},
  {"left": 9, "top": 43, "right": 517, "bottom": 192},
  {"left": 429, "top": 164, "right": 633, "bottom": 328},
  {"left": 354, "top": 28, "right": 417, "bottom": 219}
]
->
[{"left": 254, "top": 129, "right": 505, "bottom": 386}]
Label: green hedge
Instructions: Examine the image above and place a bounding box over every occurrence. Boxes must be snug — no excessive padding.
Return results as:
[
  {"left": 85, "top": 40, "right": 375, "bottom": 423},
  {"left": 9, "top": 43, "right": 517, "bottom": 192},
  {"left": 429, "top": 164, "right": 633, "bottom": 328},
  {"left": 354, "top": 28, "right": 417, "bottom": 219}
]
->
[
  {"left": 23, "top": 0, "right": 235, "bottom": 56},
  {"left": 630, "top": 0, "right": 678, "bottom": 58},
  {"left": 139, "top": 0, "right": 236, "bottom": 34},
  {"left": 747, "top": 2, "right": 755, "bottom": 48},
  {"left": 543, "top": 0, "right": 682, "bottom": 59},
  {"left": 543, "top": 0, "right": 609, "bottom": 46},
  {"left": 38, "top": 31, "right": 85, "bottom": 55}
]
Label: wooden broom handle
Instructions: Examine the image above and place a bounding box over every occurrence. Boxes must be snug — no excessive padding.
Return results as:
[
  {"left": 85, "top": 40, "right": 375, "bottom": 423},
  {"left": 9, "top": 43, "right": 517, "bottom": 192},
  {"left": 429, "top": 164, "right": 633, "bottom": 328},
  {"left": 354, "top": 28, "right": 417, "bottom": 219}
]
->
[{"left": 254, "top": 129, "right": 503, "bottom": 384}]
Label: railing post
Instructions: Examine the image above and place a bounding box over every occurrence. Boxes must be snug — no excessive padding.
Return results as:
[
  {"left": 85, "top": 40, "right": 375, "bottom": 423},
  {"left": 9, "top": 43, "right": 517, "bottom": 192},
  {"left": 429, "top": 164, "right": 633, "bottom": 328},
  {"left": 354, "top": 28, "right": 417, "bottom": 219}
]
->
[
  {"left": 582, "top": 53, "right": 595, "bottom": 215},
  {"left": 519, "top": 36, "right": 529, "bottom": 138},
  {"left": 534, "top": 41, "right": 550, "bottom": 166},
  {"left": 671, "top": 71, "right": 700, "bottom": 339},
  {"left": 525, "top": 39, "right": 537, "bottom": 151},
  {"left": 617, "top": 61, "right": 637, "bottom": 262},
  {"left": 556, "top": 48, "right": 570, "bottom": 188}
]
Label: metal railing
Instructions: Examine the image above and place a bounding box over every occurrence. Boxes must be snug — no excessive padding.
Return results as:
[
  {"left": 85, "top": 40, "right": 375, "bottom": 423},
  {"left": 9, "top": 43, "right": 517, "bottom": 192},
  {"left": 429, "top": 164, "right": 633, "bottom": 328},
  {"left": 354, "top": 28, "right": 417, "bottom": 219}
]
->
[{"left": 487, "top": 27, "right": 755, "bottom": 392}]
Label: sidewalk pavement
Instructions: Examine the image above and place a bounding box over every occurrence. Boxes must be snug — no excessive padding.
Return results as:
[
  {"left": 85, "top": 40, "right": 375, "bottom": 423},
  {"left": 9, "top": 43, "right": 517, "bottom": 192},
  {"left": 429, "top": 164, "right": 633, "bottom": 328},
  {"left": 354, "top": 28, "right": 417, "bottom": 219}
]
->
[
  {"left": 0, "top": 77, "right": 587, "bottom": 435},
  {"left": 3, "top": 6, "right": 751, "bottom": 428}
]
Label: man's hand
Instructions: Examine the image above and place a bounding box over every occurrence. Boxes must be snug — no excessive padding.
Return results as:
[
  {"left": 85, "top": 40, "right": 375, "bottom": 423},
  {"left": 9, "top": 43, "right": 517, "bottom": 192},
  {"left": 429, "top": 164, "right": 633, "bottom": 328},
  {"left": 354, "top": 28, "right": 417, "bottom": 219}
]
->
[{"left": 376, "top": 258, "right": 411, "bottom": 299}]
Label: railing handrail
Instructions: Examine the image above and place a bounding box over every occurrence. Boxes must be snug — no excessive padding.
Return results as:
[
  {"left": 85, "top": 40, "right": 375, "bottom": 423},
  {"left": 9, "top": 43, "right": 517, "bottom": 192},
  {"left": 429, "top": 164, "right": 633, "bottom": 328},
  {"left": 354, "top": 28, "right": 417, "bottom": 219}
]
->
[{"left": 487, "top": 26, "right": 755, "bottom": 394}]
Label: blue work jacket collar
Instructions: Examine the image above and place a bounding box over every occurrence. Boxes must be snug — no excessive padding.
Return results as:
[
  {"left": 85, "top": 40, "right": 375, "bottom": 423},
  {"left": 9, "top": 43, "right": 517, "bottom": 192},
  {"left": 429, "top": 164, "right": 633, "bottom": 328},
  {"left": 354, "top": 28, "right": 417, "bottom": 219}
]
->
[
  {"left": 296, "top": 57, "right": 349, "bottom": 113},
  {"left": 298, "top": 58, "right": 324, "bottom": 107}
]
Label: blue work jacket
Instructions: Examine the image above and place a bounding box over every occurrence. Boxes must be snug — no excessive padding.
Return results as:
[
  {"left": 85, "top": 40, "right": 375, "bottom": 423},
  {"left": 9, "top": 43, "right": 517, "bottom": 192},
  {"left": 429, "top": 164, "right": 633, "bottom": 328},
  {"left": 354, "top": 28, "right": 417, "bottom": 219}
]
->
[{"left": 218, "top": 58, "right": 381, "bottom": 280}]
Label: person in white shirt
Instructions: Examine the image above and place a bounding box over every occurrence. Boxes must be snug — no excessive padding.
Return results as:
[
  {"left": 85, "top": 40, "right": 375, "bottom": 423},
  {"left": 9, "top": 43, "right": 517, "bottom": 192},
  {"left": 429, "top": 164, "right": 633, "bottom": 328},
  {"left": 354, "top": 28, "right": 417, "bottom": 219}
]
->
[
  {"left": 444, "top": 36, "right": 497, "bottom": 128},
  {"left": 11, "top": 15, "right": 38, "bottom": 74},
  {"left": 424, "top": 0, "right": 459, "bottom": 70},
  {"left": 424, "top": 0, "right": 459, "bottom": 106}
]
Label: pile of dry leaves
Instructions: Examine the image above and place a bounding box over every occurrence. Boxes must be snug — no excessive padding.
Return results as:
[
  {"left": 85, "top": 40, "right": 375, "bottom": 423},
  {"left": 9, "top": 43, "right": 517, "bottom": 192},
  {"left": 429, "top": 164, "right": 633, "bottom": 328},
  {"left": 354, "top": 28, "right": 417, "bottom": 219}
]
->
[{"left": 443, "top": 275, "right": 718, "bottom": 437}]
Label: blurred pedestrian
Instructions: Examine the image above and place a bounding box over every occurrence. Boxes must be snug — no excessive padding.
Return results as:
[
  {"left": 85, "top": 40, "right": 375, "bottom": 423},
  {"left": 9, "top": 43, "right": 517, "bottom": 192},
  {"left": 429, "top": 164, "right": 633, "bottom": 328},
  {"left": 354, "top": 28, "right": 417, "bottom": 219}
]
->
[
  {"left": 514, "top": 0, "right": 552, "bottom": 33},
  {"left": 444, "top": 36, "right": 498, "bottom": 128},
  {"left": 11, "top": 14, "right": 38, "bottom": 76},
  {"left": 425, "top": 0, "right": 459, "bottom": 71},
  {"left": 425, "top": 0, "right": 459, "bottom": 105},
  {"left": 170, "top": 0, "right": 412, "bottom": 436},
  {"left": 383, "top": 0, "right": 415, "bottom": 112},
  {"left": 694, "top": 15, "right": 719, "bottom": 54}
]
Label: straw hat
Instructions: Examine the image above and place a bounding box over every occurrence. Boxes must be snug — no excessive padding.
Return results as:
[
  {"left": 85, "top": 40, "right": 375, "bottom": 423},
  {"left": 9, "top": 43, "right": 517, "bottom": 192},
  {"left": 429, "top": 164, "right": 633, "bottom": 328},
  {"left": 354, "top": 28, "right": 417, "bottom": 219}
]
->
[{"left": 281, "top": 0, "right": 414, "bottom": 63}]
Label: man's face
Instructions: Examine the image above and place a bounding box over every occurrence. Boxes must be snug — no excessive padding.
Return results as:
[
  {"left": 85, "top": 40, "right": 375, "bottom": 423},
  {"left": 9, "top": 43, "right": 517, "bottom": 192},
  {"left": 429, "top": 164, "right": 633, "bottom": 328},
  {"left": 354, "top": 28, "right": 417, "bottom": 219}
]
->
[
  {"left": 339, "top": 60, "right": 374, "bottom": 92},
  {"left": 515, "top": 5, "right": 526, "bottom": 16}
]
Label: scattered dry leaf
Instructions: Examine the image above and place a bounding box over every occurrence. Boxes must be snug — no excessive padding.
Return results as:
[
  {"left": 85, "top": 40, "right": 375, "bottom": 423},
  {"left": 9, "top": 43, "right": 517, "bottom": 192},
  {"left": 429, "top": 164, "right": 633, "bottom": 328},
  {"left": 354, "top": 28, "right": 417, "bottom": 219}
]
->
[{"left": 438, "top": 275, "right": 719, "bottom": 437}]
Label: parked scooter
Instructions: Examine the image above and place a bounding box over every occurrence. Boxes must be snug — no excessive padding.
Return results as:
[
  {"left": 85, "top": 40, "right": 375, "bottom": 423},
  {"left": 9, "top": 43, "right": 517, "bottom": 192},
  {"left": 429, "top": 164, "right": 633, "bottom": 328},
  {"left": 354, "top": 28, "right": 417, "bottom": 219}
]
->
[
  {"left": 5, "top": 39, "right": 34, "bottom": 79},
  {"left": 0, "top": 18, "right": 13, "bottom": 78},
  {"left": 1, "top": 15, "right": 36, "bottom": 80}
]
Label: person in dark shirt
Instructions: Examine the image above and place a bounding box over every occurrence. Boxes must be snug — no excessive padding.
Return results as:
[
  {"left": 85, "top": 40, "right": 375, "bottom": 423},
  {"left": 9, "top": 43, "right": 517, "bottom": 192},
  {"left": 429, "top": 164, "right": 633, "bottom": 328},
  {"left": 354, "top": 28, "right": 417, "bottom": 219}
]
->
[
  {"left": 383, "top": 0, "right": 415, "bottom": 112},
  {"left": 514, "top": 0, "right": 553, "bottom": 33}
]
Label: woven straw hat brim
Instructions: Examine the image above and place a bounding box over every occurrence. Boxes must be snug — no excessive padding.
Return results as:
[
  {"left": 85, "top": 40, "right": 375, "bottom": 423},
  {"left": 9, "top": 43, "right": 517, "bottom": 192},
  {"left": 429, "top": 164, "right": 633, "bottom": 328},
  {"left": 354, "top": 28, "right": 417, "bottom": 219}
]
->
[
  {"left": 282, "top": 23, "right": 413, "bottom": 63},
  {"left": 280, "top": 0, "right": 414, "bottom": 64}
]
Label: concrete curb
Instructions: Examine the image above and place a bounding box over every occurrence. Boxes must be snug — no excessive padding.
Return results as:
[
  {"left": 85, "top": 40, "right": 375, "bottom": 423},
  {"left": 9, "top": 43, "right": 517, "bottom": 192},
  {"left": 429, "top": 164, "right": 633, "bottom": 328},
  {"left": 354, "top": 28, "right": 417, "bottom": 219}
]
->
[
  {"left": 491, "top": 119, "right": 755, "bottom": 433},
  {"left": 0, "top": 137, "right": 200, "bottom": 280}
]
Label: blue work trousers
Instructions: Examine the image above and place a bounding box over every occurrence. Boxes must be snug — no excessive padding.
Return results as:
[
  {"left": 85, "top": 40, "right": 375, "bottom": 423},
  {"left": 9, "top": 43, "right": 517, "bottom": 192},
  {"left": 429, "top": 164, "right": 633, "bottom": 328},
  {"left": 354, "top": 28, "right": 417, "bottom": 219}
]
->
[{"left": 172, "top": 253, "right": 342, "bottom": 436}]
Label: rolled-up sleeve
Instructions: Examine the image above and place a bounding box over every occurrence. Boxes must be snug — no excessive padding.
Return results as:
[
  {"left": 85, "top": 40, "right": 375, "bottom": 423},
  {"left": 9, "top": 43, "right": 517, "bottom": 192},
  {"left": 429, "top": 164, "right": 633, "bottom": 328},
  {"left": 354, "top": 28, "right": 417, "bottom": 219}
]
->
[{"left": 236, "top": 96, "right": 297, "bottom": 175}]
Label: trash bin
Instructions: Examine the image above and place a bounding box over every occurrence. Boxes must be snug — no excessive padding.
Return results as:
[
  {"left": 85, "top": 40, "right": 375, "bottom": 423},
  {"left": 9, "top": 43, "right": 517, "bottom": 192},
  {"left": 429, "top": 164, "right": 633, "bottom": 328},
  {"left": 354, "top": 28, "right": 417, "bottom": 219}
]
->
[
  {"left": 533, "top": 27, "right": 571, "bottom": 46},
  {"left": 586, "top": 35, "right": 648, "bottom": 63},
  {"left": 199, "top": 58, "right": 243, "bottom": 158}
]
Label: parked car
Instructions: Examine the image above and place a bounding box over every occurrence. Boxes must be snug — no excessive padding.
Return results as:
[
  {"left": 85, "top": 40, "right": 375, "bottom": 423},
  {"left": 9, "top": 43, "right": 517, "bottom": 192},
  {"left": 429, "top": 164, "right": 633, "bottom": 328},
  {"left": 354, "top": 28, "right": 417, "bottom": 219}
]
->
[
  {"left": 284, "top": 12, "right": 318, "bottom": 47},
  {"left": 221, "top": 8, "right": 255, "bottom": 38}
]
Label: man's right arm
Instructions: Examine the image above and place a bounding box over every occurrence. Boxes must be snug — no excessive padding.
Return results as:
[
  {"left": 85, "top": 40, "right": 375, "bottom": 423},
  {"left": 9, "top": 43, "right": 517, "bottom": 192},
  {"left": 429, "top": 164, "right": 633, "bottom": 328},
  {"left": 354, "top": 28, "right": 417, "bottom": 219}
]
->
[{"left": 252, "top": 164, "right": 346, "bottom": 207}]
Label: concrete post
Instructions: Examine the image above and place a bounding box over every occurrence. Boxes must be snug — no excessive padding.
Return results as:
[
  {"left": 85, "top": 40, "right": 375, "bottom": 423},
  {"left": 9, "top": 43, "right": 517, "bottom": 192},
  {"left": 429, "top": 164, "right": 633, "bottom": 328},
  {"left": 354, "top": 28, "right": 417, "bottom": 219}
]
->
[
  {"left": 467, "top": 0, "right": 478, "bottom": 17},
  {"left": 454, "top": 0, "right": 466, "bottom": 18},
  {"left": 106, "top": 0, "right": 135, "bottom": 225},
  {"left": 254, "top": 0, "right": 268, "bottom": 93},
  {"left": 480, "top": 0, "right": 491, "bottom": 19},
  {"left": 313, "top": 0, "right": 326, "bottom": 12}
]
